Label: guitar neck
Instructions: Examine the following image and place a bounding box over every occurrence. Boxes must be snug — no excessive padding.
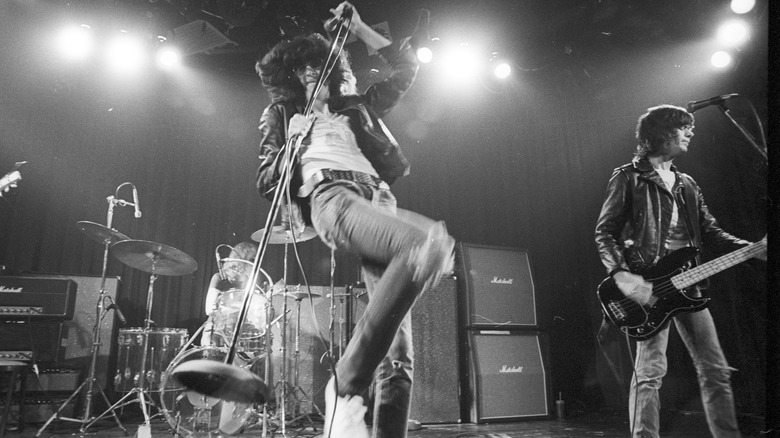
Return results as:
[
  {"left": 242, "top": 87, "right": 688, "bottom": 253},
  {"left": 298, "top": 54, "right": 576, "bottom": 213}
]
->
[{"left": 672, "top": 239, "right": 766, "bottom": 290}]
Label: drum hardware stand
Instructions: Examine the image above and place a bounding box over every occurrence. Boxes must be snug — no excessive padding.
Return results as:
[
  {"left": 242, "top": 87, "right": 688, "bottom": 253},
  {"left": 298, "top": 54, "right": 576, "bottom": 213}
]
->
[
  {"left": 36, "top": 184, "right": 138, "bottom": 437},
  {"left": 89, "top": 267, "right": 161, "bottom": 436},
  {"left": 287, "top": 293, "right": 323, "bottom": 424}
]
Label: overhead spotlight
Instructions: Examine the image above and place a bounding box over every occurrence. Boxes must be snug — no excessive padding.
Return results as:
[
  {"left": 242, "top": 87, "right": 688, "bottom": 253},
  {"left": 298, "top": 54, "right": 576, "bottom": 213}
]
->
[
  {"left": 493, "top": 62, "right": 512, "bottom": 79},
  {"left": 440, "top": 43, "right": 481, "bottom": 83},
  {"left": 417, "top": 45, "right": 433, "bottom": 64},
  {"left": 412, "top": 9, "right": 433, "bottom": 64},
  {"left": 156, "top": 45, "right": 182, "bottom": 70},
  {"left": 57, "top": 24, "right": 94, "bottom": 61},
  {"left": 489, "top": 53, "right": 512, "bottom": 79},
  {"left": 717, "top": 20, "right": 749, "bottom": 46},
  {"left": 105, "top": 31, "right": 147, "bottom": 74},
  {"left": 710, "top": 50, "right": 733, "bottom": 69},
  {"left": 730, "top": 0, "right": 755, "bottom": 14}
]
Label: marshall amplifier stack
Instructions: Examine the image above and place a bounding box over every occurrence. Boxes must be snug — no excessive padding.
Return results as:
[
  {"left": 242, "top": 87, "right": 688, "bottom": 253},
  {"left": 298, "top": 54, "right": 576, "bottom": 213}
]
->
[
  {"left": 0, "top": 276, "right": 78, "bottom": 364},
  {"left": 456, "top": 243, "right": 550, "bottom": 423}
]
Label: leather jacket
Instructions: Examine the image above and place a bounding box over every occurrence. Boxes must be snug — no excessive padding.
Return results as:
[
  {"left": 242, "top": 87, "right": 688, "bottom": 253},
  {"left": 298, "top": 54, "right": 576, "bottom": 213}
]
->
[
  {"left": 594, "top": 156, "right": 748, "bottom": 276},
  {"left": 255, "top": 38, "right": 419, "bottom": 227}
]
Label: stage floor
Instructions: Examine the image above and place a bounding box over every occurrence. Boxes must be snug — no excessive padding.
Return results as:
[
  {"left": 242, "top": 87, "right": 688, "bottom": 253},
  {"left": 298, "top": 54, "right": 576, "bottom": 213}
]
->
[{"left": 3, "top": 409, "right": 767, "bottom": 438}]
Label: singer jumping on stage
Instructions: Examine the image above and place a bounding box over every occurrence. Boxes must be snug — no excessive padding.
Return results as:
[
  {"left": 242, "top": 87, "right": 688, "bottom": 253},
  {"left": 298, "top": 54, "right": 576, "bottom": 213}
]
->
[{"left": 254, "top": 2, "right": 454, "bottom": 437}]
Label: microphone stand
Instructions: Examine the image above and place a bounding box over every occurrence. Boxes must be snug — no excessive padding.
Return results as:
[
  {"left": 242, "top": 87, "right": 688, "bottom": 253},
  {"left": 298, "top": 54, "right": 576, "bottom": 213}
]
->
[
  {"left": 715, "top": 103, "right": 767, "bottom": 162},
  {"left": 36, "top": 184, "right": 134, "bottom": 437},
  {"left": 169, "top": 19, "right": 352, "bottom": 438}
]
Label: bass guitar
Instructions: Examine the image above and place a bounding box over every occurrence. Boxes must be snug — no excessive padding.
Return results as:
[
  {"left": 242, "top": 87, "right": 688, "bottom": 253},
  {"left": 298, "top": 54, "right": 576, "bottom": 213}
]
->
[{"left": 597, "top": 237, "right": 766, "bottom": 340}]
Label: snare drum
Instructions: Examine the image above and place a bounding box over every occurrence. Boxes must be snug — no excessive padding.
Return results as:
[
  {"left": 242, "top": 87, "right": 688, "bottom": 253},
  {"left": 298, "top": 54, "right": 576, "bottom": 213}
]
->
[
  {"left": 114, "top": 327, "right": 188, "bottom": 392},
  {"left": 211, "top": 288, "right": 269, "bottom": 353}
]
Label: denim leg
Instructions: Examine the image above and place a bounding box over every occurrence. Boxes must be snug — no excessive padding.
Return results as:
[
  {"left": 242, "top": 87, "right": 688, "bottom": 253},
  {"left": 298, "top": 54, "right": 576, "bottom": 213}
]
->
[
  {"left": 674, "top": 309, "right": 741, "bottom": 438},
  {"left": 630, "top": 325, "right": 670, "bottom": 438},
  {"left": 362, "top": 262, "right": 414, "bottom": 438},
  {"left": 309, "top": 183, "right": 452, "bottom": 399}
]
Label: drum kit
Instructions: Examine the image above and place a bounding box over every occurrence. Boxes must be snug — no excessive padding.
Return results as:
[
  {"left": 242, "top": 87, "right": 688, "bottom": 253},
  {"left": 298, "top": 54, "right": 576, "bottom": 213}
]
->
[
  {"left": 168, "top": 224, "right": 333, "bottom": 437},
  {"left": 34, "top": 184, "right": 351, "bottom": 437}
]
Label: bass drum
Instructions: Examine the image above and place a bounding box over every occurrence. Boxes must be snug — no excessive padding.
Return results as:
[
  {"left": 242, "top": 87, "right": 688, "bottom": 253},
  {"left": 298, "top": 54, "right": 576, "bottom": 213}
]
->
[{"left": 159, "top": 346, "right": 266, "bottom": 436}]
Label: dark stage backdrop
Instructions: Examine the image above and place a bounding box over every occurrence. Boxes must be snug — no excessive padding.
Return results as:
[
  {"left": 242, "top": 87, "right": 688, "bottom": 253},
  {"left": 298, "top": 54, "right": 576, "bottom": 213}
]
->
[{"left": 0, "top": 1, "right": 770, "bottom": 422}]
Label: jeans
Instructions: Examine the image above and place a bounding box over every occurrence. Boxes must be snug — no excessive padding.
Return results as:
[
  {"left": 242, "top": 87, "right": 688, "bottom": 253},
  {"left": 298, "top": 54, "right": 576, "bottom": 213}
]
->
[
  {"left": 309, "top": 181, "right": 454, "bottom": 438},
  {"left": 629, "top": 307, "right": 741, "bottom": 438}
]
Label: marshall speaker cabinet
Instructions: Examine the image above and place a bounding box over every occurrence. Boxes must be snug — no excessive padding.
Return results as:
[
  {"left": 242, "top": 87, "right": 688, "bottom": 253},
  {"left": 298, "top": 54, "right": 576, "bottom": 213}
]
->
[
  {"left": 293, "top": 277, "right": 461, "bottom": 424},
  {"left": 462, "top": 330, "right": 549, "bottom": 422},
  {"left": 456, "top": 243, "right": 538, "bottom": 328}
]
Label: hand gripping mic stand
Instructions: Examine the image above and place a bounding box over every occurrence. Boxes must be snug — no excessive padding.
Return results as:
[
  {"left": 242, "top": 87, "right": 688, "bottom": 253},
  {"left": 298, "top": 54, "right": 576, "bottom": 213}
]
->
[{"left": 36, "top": 182, "right": 138, "bottom": 437}]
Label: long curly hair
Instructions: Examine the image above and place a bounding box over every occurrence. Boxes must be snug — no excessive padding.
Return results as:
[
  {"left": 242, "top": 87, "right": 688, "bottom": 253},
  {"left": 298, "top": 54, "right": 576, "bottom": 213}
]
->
[
  {"left": 255, "top": 34, "right": 357, "bottom": 105},
  {"left": 634, "top": 104, "right": 694, "bottom": 158}
]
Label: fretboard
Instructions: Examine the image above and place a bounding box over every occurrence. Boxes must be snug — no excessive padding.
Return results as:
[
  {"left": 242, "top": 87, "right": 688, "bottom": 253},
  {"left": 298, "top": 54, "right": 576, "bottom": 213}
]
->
[{"left": 671, "top": 238, "right": 766, "bottom": 290}]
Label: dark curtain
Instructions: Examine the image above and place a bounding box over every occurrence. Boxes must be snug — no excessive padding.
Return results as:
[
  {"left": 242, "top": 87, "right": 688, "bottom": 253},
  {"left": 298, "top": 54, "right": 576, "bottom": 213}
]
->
[{"left": 0, "top": 1, "right": 769, "bottom": 420}]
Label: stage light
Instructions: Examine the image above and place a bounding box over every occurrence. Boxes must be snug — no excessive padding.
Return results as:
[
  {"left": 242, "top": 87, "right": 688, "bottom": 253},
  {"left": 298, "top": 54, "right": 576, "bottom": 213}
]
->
[
  {"left": 730, "top": 0, "right": 755, "bottom": 14},
  {"left": 412, "top": 9, "right": 433, "bottom": 64},
  {"left": 717, "top": 20, "right": 749, "bottom": 46},
  {"left": 156, "top": 45, "right": 182, "bottom": 70},
  {"left": 105, "top": 31, "right": 147, "bottom": 73},
  {"left": 710, "top": 50, "right": 733, "bottom": 68},
  {"left": 440, "top": 43, "right": 481, "bottom": 83},
  {"left": 417, "top": 46, "right": 433, "bottom": 64},
  {"left": 493, "top": 62, "right": 512, "bottom": 79},
  {"left": 57, "top": 24, "right": 93, "bottom": 61}
]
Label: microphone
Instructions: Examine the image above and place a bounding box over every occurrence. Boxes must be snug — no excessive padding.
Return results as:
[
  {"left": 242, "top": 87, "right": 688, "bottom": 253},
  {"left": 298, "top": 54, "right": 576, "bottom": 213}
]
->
[
  {"left": 324, "top": 5, "right": 353, "bottom": 32},
  {"left": 108, "top": 302, "right": 127, "bottom": 325},
  {"left": 686, "top": 93, "right": 739, "bottom": 113},
  {"left": 132, "top": 185, "right": 142, "bottom": 218}
]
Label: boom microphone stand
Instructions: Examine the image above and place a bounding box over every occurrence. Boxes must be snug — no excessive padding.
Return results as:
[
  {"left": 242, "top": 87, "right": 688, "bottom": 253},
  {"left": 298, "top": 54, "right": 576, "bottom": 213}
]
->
[
  {"left": 36, "top": 182, "right": 139, "bottom": 437},
  {"left": 170, "top": 18, "right": 353, "bottom": 438}
]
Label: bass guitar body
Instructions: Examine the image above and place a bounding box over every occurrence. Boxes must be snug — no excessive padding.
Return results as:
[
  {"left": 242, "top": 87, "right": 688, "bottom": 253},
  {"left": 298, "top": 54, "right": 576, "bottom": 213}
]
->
[{"left": 597, "top": 247, "right": 709, "bottom": 340}]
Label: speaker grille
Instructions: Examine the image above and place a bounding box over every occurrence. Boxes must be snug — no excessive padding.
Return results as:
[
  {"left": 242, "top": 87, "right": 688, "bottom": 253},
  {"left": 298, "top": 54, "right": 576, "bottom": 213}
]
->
[
  {"left": 410, "top": 276, "right": 460, "bottom": 423},
  {"left": 458, "top": 244, "right": 537, "bottom": 328},
  {"left": 466, "top": 330, "right": 549, "bottom": 422}
]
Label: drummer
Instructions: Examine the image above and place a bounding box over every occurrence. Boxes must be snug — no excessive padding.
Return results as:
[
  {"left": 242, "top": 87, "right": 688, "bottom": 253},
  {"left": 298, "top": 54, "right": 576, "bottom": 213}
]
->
[{"left": 202, "top": 241, "right": 266, "bottom": 346}]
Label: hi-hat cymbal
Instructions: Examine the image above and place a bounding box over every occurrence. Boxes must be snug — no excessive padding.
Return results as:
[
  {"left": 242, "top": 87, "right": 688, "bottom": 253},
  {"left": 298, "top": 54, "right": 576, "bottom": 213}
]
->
[
  {"left": 111, "top": 240, "right": 197, "bottom": 276},
  {"left": 77, "top": 221, "right": 130, "bottom": 245},
  {"left": 171, "top": 360, "right": 268, "bottom": 404},
  {"left": 270, "top": 281, "right": 322, "bottom": 300},
  {"left": 283, "top": 291, "right": 321, "bottom": 300},
  {"left": 250, "top": 225, "right": 318, "bottom": 244}
]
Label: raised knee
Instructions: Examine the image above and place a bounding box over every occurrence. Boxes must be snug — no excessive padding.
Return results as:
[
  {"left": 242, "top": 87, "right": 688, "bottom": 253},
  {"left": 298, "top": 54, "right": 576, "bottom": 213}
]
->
[{"left": 407, "top": 222, "right": 455, "bottom": 289}]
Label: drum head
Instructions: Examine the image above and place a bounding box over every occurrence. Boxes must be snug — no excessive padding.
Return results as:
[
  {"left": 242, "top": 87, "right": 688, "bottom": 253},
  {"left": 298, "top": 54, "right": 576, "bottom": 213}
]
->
[
  {"left": 212, "top": 288, "right": 269, "bottom": 344},
  {"left": 160, "top": 346, "right": 267, "bottom": 436}
]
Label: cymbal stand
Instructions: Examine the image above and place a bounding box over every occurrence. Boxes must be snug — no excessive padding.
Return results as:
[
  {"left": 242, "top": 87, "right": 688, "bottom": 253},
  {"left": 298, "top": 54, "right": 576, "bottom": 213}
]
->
[
  {"left": 36, "top": 191, "right": 131, "bottom": 437},
  {"left": 328, "top": 250, "right": 337, "bottom": 361},
  {"left": 288, "top": 294, "right": 322, "bottom": 423},
  {"left": 89, "top": 264, "right": 161, "bottom": 437},
  {"left": 273, "top": 240, "right": 293, "bottom": 436}
]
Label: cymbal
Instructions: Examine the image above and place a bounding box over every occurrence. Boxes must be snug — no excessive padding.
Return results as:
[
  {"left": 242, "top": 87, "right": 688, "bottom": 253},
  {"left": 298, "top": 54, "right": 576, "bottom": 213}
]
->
[
  {"left": 111, "top": 240, "right": 197, "bottom": 276},
  {"left": 250, "top": 225, "right": 318, "bottom": 244},
  {"left": 171, "top": 360, "right": 268, "bottom": 404},
  {"left": 283, "top": 291, "right": 321, "bottom": 300},
  {"left": 77, "top": 221, "right": 130, "bottom": 245},
  {"left": 269, "top": 280, "right": 321, "bottom": 300}
]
